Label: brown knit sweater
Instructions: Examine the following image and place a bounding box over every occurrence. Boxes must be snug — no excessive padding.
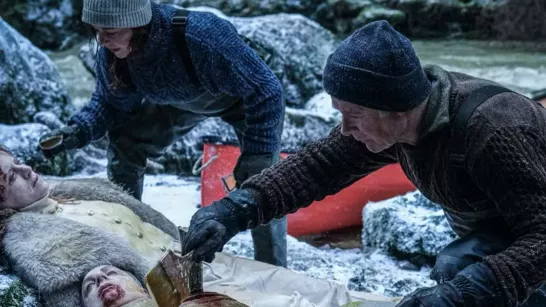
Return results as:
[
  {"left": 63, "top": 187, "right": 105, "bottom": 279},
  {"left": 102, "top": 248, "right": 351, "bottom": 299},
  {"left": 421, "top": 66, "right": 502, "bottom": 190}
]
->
[{"left": 242, "top": 65, "right": 546, "bottom": 306}]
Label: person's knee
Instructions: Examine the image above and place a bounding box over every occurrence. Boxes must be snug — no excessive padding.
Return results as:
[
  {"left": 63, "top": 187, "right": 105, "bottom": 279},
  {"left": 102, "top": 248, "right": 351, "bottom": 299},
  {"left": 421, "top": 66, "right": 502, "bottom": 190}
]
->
[{"left": 430, "top": 231, "right": 511, "bottom": 283}]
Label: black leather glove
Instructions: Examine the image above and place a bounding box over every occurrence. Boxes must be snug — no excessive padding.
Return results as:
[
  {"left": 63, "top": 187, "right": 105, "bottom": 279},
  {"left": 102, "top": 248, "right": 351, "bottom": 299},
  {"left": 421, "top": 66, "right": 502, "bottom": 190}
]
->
[
  {"left": 182, "top": 188, "right": 259, "bottom": 263},
  {"left": 397, "top": 262, "right": 503, "bottom": 307},
  {"left": 38, "top": 124, "right": 83, "bottom": 159},
  {"left": 395, "top": 281, "right": 464, "bottom": 307},
  {"left": 233, "top": 152, "right": 275, "bottom": 188}
]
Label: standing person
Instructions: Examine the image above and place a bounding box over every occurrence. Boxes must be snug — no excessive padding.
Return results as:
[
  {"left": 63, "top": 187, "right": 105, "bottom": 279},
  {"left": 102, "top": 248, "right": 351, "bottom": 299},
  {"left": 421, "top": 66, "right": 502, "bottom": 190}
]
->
[
  {"left": 39, "top": 0, "right": 287, "bottom": 268},
  {"left": 182, "top": 20, "right": 546, "bottom": 307}
]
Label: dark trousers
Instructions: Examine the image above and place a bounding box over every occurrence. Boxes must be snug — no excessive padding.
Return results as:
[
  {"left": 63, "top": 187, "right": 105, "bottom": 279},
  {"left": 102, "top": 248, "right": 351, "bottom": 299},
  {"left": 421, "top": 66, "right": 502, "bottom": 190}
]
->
[
  {"left": 106, "top": 102, "right": 287, "bottom": 267},
  {"left": 431, "top": 230, "right": 546, "bottom": 306}
]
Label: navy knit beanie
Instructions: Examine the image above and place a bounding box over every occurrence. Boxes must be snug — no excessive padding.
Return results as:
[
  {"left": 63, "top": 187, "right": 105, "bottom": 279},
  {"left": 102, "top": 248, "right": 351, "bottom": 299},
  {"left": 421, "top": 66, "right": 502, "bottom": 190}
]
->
[{"left": 323, "top": 20, "right": 431, "bottom": 112}]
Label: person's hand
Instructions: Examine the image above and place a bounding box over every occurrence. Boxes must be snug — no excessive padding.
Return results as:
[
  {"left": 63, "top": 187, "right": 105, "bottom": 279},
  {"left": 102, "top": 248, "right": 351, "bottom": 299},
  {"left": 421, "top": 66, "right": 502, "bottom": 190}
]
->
[
  {"left": 182, "top": 189, "right": 258, "bottom": 263},
  {"left": 397, "top": 262, "right": 503, "bottom": 307},
  {"left": 38, "top": 124, "right": 82, "bottom": 159},
  {"left": 233, "top": 152, "right": 275, "bottom": 187},
  {"left": 395, "top": 282, "right": 463, "bottom": 307}
]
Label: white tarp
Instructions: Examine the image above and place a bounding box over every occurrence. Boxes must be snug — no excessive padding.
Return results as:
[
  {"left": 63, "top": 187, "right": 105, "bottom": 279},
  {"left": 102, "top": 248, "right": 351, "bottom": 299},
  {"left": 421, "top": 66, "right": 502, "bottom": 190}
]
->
[{"left": 203, "top": 252, "right": 401, "bottom": 307}]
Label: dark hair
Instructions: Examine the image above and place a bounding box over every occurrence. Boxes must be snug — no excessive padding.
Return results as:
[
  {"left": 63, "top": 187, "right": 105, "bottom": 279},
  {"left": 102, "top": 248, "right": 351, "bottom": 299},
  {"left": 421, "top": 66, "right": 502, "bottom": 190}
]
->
[
  {"left": 87, "top": 25, "right": 151, "bottom": 90},
  {"left": 0, "top": 145, "right": 14, "bottom": 205}
]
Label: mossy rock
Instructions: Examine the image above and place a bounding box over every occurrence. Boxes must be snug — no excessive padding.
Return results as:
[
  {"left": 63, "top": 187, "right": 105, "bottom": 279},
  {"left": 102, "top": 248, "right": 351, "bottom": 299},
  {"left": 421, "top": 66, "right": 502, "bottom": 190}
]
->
[{"left": 0, "top": 273, "right": 41, "bottom": 307}]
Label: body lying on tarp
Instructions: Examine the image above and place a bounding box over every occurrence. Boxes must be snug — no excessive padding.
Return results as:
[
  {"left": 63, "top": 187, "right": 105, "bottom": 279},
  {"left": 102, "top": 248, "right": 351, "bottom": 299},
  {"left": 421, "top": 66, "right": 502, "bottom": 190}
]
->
[{"left": 0, "top": 177, "right": 399, "bottom": 307}]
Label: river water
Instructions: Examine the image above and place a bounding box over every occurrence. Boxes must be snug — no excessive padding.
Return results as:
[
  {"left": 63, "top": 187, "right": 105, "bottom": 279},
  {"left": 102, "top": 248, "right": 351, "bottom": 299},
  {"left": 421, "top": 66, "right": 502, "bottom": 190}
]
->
[{"left": 49, "top": 39, "right": 546, "bottom": 108}]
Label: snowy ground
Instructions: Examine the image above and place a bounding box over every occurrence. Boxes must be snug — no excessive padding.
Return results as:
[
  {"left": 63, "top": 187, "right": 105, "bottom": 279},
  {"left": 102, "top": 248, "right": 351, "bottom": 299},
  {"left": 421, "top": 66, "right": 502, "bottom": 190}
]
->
[{"left": 50, "top": 170, "right": 434, "bottom": 299}]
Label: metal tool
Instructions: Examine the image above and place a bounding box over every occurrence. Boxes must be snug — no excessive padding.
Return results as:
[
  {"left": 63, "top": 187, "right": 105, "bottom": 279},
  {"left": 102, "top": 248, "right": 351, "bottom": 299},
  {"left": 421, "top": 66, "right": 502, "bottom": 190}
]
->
[{"left": 39, "top": 135, "right": 63, "bottom": 151}]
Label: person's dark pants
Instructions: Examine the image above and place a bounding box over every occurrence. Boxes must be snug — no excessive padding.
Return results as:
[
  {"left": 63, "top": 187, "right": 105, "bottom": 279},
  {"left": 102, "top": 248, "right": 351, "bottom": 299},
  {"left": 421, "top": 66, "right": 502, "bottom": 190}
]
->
[
  {"left": 431, "top": 230, "right": 546, "bottom": 306},
  {"left": 106, "top": 102, "right": 287, "bottom": 268}
]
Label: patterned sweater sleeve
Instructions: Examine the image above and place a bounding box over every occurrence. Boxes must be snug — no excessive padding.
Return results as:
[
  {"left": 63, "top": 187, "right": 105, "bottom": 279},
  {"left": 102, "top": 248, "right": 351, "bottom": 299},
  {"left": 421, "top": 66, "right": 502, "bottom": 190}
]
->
[
  {"left": 69, "top": 49, "right": 143, "bottom": 145},
  {"left": 467, "top": 125, "right": 546, "bottom": 306},
  {"left": 185, "top": 12, "right": 284, "bottom": 154},
  {"left": 241, "top": 126, "right": 399, "bottom": 225}
]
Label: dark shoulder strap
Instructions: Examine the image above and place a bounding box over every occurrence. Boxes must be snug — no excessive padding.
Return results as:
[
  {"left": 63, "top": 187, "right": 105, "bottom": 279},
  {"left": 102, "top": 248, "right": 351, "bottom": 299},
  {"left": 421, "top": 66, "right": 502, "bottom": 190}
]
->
[
  {"left": 450, "top": 85, "right": 512, "bottom": 168},
  {"left": 171, "top": 8, "right": 201, "bottom": 86}
]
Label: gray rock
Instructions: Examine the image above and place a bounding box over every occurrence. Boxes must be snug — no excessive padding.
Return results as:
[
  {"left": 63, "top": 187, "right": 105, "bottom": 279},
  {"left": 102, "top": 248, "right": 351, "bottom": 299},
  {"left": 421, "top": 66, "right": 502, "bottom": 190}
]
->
[
  {"left": 79, "top": 9, "right": 338, "bottom": 108},
  {"left": 362, "top": 191, "right": 458, "bottom": 263},
  {"left": 165, "top": 0, "right": 503, "bottom": 37},
  {"left": 230, "top": 13, "right": 338, "bottom": 108},
  {"left": 0, "top": 122, "right": 106, "bottom": 176},
  {"left": 79, "top": 40, "right": 98, "bottom": 78},
  {"left": 352, "top": 5, "right": 406, "bottom": 31},
  {"left": 385, "top": 0, "right": 494, "bottom": 38},
  {"left": 0, "top": 18, "right": 75, "bottom": 125},
  {"left": 0, "top": 0, "right": 85, "bottom": 50}
]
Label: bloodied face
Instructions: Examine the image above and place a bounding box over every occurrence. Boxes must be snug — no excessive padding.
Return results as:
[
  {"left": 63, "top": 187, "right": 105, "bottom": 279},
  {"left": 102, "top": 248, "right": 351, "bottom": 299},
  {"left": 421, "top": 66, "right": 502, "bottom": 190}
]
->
[
  {"left": 82, "top": 266, "right": 149, "bottom": 307},
  {"left": 94, "top": 27, "right": 134, "bottom": 59},
  {"left": 0, "top": 150, "right": 49, "bottom": 209}
]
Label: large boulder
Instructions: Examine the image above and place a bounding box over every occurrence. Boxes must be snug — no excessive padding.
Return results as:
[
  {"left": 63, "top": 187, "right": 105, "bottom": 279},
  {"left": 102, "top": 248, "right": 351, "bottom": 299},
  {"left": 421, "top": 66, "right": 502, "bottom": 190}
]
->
[
  {"left": 166, "top": 0, "right": 505, "bottom": 37},
  {"left": 79, "top": 9, "right": 338, "bottom": 108},
  {"left": 0, "top": 0, "right": 85, "bottom": 50},
  {"left": 0, "top": 18, "right": 74, "bottom": 125},
  {"left": 229, "top": 13, "right": 338, "bottom": 108},
  {"left": 362, "top": 191, "right": 458, "bottom": 266},
  {"left": 0, "top": 112, "right": 106, "bottom": 176},
  {"left": 382, "top": 0, "right": 500, "bottom": 38}
]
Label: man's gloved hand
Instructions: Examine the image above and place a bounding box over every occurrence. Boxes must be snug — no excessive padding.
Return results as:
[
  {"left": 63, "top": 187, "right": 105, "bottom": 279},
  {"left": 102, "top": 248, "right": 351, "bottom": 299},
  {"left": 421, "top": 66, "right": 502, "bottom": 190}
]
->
[
  {"left": 395, "top": 281, "right": 464, "bottom": 307},
  {"left": 233, "top": 152, "right": 275, "bottom": 187},
  {"left": 396, "top": 262, "right": 503, "bottom": 307},
  {"left": 38, "top": 124, "right": 82, "bottom": 159},
  {"left": 182, "top": 188, "right": 259, "bottom": 263}
]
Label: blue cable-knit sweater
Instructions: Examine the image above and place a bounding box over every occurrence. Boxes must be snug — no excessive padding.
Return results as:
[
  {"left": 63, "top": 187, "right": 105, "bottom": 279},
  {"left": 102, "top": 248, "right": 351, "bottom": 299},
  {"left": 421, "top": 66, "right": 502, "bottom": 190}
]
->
[{"left": 69, "top": 2, "right": 283, "bottom": 153}]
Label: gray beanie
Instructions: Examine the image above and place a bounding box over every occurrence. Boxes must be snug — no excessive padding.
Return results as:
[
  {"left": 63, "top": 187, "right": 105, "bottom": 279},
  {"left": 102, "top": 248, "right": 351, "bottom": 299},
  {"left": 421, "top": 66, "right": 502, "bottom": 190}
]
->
[{"left": 82, "top": 0, "right": 152, "bottom": 28}]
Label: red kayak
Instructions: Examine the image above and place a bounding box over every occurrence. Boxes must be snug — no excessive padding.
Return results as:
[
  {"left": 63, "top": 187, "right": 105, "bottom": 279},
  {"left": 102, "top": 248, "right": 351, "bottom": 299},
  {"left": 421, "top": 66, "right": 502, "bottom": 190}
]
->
[{"left": 200, "top": 142, "right": 416, "bottom": 237}]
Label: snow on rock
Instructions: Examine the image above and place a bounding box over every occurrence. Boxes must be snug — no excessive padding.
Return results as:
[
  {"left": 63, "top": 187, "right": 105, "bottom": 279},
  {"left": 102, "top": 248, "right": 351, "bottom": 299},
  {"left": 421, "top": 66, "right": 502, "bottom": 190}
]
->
[
  {"left": 362, "top": 191, "right": 458, "bottom": 265},
  {"left": 224, "top": 231, "right": 435, "bottom": 298},
  {"left": 0, "top": 18, "right": 75, "bottom": 125},
  {"left": 79, "top": 8, "right": 338, "bottom": 108},
  {"left": 0, "top": 121, "right": 105, "bottom": 176},
  {"left": 229, "top": 13, "right": 338, "bottom": 108},
  {"left": 0, "top": 268, "right": 41, "bottom": 307},
  {"left": 304, "top": 91, "right": 340, "bottom": 123},
  {"left": 79, "top": 40, "right": 98, "bottom": 78},
  {"left": 0, "top": 0, "right": 84, "bottom": 50}
]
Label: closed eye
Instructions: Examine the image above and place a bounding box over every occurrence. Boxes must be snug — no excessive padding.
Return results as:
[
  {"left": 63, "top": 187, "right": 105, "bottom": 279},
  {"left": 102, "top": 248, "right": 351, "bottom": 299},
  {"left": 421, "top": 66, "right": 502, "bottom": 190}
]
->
[{"left": 84, "top": 282, "right": 94, "bottom": 297}]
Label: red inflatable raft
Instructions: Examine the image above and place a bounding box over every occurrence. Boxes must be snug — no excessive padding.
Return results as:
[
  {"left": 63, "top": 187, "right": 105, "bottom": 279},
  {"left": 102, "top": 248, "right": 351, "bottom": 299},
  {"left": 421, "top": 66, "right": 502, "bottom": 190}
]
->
[{"left": 200, "top": 142, "right": 416, "bottom": 237}]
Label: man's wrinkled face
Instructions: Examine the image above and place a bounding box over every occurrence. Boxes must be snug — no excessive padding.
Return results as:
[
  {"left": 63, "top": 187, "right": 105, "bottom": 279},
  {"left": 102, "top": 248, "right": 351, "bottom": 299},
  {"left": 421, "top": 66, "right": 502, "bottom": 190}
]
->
[
  {"left": 83, "top": 266, "right": 149, "bottom": 307},
  {"left": 0, "top": 151, "right": 49, "bottom": 209},
  {"left": 332, "top": 97, "right": 404, "bottom": 153},
  {"left": 95, "top": 27, "right": 134, "bottom": 59}
]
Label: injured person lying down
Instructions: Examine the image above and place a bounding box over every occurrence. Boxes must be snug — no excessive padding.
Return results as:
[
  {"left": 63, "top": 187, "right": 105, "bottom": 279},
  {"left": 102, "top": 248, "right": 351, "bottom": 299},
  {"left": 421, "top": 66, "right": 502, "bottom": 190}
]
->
[{"left": 0, "top": 145, "right": 399, "bottom": 307}]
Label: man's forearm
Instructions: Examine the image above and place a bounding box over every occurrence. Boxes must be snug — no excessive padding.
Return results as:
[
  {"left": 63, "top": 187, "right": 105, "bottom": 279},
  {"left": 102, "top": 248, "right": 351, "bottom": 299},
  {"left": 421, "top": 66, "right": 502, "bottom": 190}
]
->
[
  {"left": 241, "top": 126, "right": 398, "bottom": 225},
  {"left": 241, "top": 85, "right": 284, "bottom": 154}
]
